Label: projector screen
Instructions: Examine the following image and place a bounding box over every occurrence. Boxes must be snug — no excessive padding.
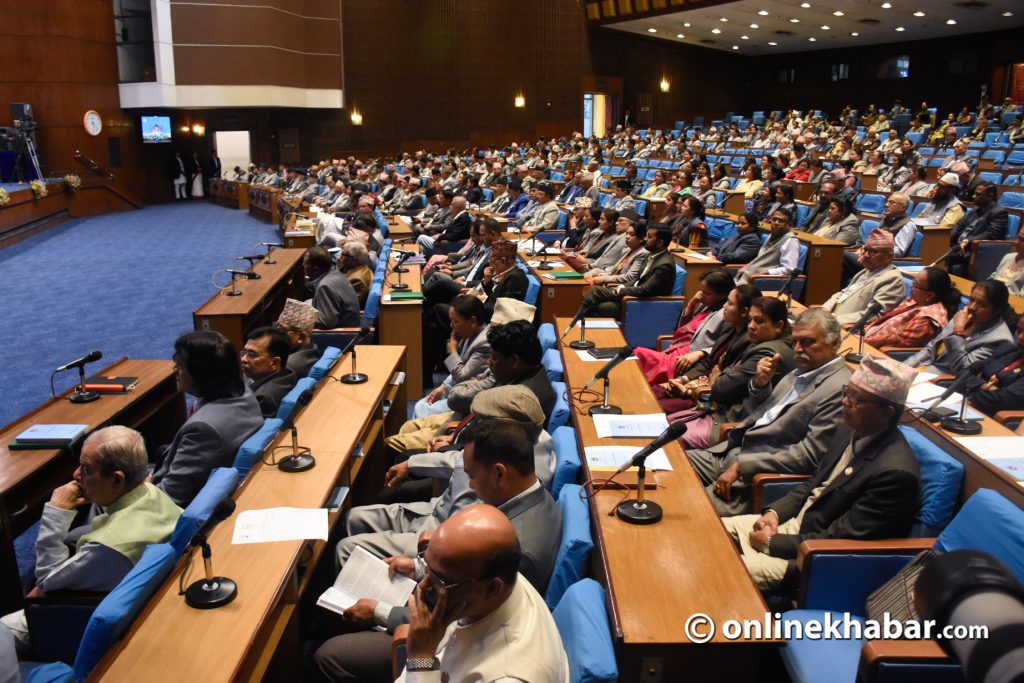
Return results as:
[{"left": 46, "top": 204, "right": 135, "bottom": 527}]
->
[{"left": 141, "top": 116, "right": 172, "bottom": 143}]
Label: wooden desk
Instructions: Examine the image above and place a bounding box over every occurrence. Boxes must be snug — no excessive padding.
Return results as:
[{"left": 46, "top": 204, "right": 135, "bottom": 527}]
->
[
  {"left": 192, "top": 249, "right": 306, "bottom": 350},
  {"left": 919, "top": 225, "right": 952, "bottom": 266},
  {"left": 669, "top": 246, "right": 721, "bottom": 300},
  {"left": 386, "top": 214, "right": 415, "bottom": 238},
  {"left": 0, "top": 359, "right": 184, "bottom": 611},
  {"left": 248, "top": 186, "right": 281, "bottom": 225},
  {"left": 792, "top": 229, "right": 845, "bottom": 305},
  {"left": 280, "top": 214, "right": 316, "bottom": 250},
  {"left": 722, "top": 191, "right": 747, "bottom": 216},
  {"left": 521, "top": 253, "right": 589, "bottom": 326},
  {"left": 556, "top": 319, "right": 773, "bottom": 682},
  {"left": 378, "top": 256, "right": 424, "bottom": 392},
  {"left": 948, "top": 274, "right": 1024, "bottom": 315},
  {"left": 210, "top": 180, "right": 250, "bottom": 210},
  {"left": 93, "top": 346, "right": 406, "bottom": 683}
]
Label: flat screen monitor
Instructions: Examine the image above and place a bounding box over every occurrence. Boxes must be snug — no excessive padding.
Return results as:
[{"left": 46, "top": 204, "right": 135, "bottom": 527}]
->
[{"left": 141, "top": 116, "right": 172, "bottom": 144}]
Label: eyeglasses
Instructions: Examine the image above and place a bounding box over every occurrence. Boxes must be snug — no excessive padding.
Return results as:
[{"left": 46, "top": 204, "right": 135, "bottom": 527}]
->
[
  {"left": 416, "top": 549, "right": 486, "bottom": 592},
  {"left": 909, "top": 282, "right": 930, "bottom": 292}
]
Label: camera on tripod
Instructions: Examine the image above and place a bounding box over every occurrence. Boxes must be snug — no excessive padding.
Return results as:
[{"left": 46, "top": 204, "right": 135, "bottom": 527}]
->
[{"left": 9, "top": 102, "right": 43, "bottom": 182}]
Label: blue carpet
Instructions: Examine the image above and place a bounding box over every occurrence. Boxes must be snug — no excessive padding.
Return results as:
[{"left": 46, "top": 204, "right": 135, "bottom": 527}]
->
[{"left": 0, "top": 202, "right": 279, "bottom": 427}]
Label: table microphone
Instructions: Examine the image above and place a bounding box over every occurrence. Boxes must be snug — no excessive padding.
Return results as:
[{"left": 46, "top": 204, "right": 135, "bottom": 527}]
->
[
  {"left": 57, "top": 351, "right": 103, "bottom": 404},
  {"left": 184, "top": 498, "right": 238, "bottom": 609},
  {"left": 56, "top": 350, "right": 102, "bottom": 373},
  {"left": 235, "top": 255, "right": 263, "bottom": 278},
  {"left": 585, "top": 345, "right": 633, "bottom": 390},
  {"left": 261, "top": 242, "right": 284, "bottom": 264},
  {"left": 842, "top": 301, "right": 884, "bottom": 363},
  {"left": 277, "top": 389, "right": 316, "bottom": 472},
  {"left": 616, "top": 421, "right": 688, "bottom": 473},
  {"left": 922, "top": 361, "right": 985, "bottom": 433},
  {"left": 225, "top": 269, "right": 257, "bottom": 279},
  {"left": 615, "top": 421, "right": 687, "bottom": 525},
  {"left": 340, "top": 327, "right": 372, "bottom": 384}
]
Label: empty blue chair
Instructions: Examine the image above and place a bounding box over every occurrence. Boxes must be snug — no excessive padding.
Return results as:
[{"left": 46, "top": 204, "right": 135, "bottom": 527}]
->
[
  {"left": 672, "top": 264, "right": 686, "bottom": 296},
  {"left": 481, "top": 188, "right": 493, "bottom": 202},
  {"left": 1007, "top": 213, "right": 1021, "bottom": 237},
  {"left": 277, "top": 376, "right": 317, "bottom": 419},
  {"left": 978, "top": 171, "right": 1003, "bottom": 184},
  {"left": 982, "top": 150, "right": 1005, "bottom": 165},
  {"left": 552, "top": 579, "right": 618, "bottom": 683},
  {"left": 984, "top": 131, "right": 1001, "bottom": 146},
  {"left": 524, "top": 273, "right": 541, "bottom": 308},
  {"left": 541, "top": 347, "right": 564, "bottom": 382},
  {"left": 548, "top": 381, "right": 570, "bottom": 431},
  {"left": 623, "top": 297, "right": 685, "bottom": 349},
  {"left": 859, "top": 219, "right": 880, "bottom": 244},
  {"left": 999, "top": 191, "right": 1024, "bottom": 209},
  {"left": 707, "top": 217, "right": 736, "bottom": 243},
  {"left": 550, "top": 426, "right": 581, "bottom": 499},
  {"left": 545, "top": 484, "right": 594, "bottom": 609},
  {"left": 538, "top": 322, "right": 557, "bottom": 353},
  {"left": 1008, "top": 149, "right": 1024, "bottom": 166},
  {"left": 634, "top": 199, "right": 646, "bottom": 218},
  {"left": 794, "top": 203, "right": 810, "bottom": 227},
  {"left": 169, "top": 467, "right": 239, "bottom": 556},
  {"left": 307, "top": 347, "right": 341, "bottom": 380},
  {"left": 854, "top": 193, "right": 885, "bottom": 214},
  {"left": 232, "top": 417, "right": 284, "bottom": 475}
]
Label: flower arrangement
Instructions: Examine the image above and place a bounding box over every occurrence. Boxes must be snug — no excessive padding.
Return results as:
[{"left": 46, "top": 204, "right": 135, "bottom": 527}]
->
[
  {"left": 64, "top": 174, "right": 82, "bottom": 192},
  {"left": 0, "top": 188, "right": 9, "bottom": 206},
  {"left": 29, "top": 179, "right": 47, "bottom": 199}
]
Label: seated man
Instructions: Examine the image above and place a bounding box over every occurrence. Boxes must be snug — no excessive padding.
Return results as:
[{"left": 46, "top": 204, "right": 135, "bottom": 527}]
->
[
  {"left": 241, "top": 326, "right": 298, "bottom": 418},
  {"left": 276, "top": 298, "right": 321, "bottom": 378},
  {"left": 312, "top": 422, "right": 563, "bottom": 683},
  {"left": 911, "top": 173, "right": 964, "bottom": 228},
  {"left": 416, "top": 196, "right": 471, "bottom": 258},
  {"left": 401, "top": 505, "right": 568, "bottom": 682},
  {"left": 686, "top": 309, "right": 852, "bottom": 516},
  {"left": 946, "top": 182, "right": 1010, "bottom": 277},
  {"left": 2, "top": 426, "right": 182, "bottom": 652},
  {"left": 304, "top": 246, "right": 361, "bottom": 329},
  {"left": 578, "top": 224, "right": 676, "bottom": 319},
  {"left": 736, "top": 208, "right": 800, "bottom": 285},
  {"left": 723, "top": 356, "right": 920, "bottom": 592},
  {"left": 335, "top": 385, "right": 554, "bottom": 566},
  {"left": 822, "top": 229, "right": 906, "bottom": 326},
  {"left": 421, "top": 217, "right": 498, "bottom": 309},
  {"left": 521, "top": 182, "right": 561, "bottom": 234},
  {"left": 338, "top": 241, "right": 372, "bottom": 306},
  {"left": 152, "top": 331, "right": 263, "bottom": 506}
]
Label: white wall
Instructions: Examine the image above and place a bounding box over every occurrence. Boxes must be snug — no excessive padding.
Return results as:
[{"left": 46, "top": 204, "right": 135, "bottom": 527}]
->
[{"left": 215, "top": 131, "right": 251, "bottom": 178}]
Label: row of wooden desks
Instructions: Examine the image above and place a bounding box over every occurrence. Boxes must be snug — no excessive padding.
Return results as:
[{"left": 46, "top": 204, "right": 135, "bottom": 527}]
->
[
  {"left": 0, "top": 359, "right": 184, "bottom": 612},
  {"left": 377, "top": 256, "right": 424, "bottom": 391},
  {"left": 210, "top": 180, "right": 250, "bottom": 211},
  {"left": 248, "top": 186, "right": 282, "bottom": 225},
  {"left": 192, "top": 248, "right": 307, "bottom": 351},
  {"left": 555, "top": 318, "right": 773, "bottom": 683},
  {"left": 93, "top": 346, "right": 407, "bottom": 683}
]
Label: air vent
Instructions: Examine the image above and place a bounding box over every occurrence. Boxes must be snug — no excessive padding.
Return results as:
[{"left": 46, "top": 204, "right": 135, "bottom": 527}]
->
[
  {"left": 858, "top": 18, "right": 881, "bottom": 24},
  {"left": 953, "top": 1, "right": 987, "bottom": 8},
  {"left": 774, "top": 29, "right": 796, "bottom": 35}
]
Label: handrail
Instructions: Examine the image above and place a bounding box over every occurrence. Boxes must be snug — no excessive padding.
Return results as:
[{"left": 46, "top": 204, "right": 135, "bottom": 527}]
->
[{"left": 74, "top": 150, "right": 114, "bottom": 180}]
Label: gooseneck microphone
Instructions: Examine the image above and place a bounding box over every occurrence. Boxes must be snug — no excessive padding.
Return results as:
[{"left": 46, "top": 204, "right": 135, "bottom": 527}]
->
[
  {"left": 184, "top": 498, "right": 238, "bottom": 609},
  {"left": 561, "top": 303, "right": 596, "bottom": 350},
  {"left": 585, "top": 345, "right": 633, "bottom": 415},
  {"left": 615, "top": 421, "right": 689, "bottom": 473},
  {"left": 843, "top": 301, "right": 885, "bottom": 364},
  {"left": 56, "top": 350, "right": 102, "bottom": 373},
  {"left": 615, "top": 421, "right": 687, "bottom": 525},
  {"left": 340, "top": 327, "right": 372, "bottom": 384},
  {"left": 276, "top": 388, "right": 316, "bottom": 472},
  {"left": 57, "top": 351, "right": 103, "bottom": 404}
]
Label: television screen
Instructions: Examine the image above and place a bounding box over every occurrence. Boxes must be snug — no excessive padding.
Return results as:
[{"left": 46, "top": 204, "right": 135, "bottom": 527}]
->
[{"left": 141, "top": 116, "right": 172, "bottom": 144}]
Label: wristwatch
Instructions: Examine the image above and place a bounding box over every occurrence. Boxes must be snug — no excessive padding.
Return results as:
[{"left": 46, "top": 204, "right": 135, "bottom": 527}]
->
[
  {"left": 762, "top": 535, "right": 772, "bottom": 555},
  {"left": 406, "top": 656, "right": 441, "bottom": 672}
]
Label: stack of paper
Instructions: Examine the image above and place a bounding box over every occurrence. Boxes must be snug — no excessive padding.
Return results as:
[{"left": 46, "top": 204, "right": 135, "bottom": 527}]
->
[
  {"left": 231, "top": 507, "right": 328, "bottom": 544},
  {"left": 10, "top": 424, "right": 88, "bottom": 450}
]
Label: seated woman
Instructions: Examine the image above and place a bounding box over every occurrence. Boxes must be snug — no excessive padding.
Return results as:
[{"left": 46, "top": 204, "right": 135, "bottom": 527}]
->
[
  {"left": 785, "top": 159, "right": 811, "bottom": 182},
  {"left": 584, "top": 221, "right": 648, "bottom": 286},
  {"left": 713, "top": 211, "right": 762, "bottom": 265},
  {"left": 904, "top": 279, "right": 1016, "bottom": 374},
  {"left": 659, "top": 192, "right": 682, "bottom": 230},
  {"left": 877, "top": 153, "right": 910, "bottom": 192},
  {"left": 563, "top": 208, "right": 618, "bottom": 270},
  {"left": 764, "top": 183, "right": 797, "bottom": 222},
  {"left": 967, "top": 316, "right": 1024, "bottom": 417},
  {"left": 864, "top": 266, "right": 959, "bottom": 349},
  {"left": 734, "top": 165, "right": 764, "bottom": 199},
  {"left": 712, "top": 163, "right": 733, "bottom": 191},
  {"left": 414, "top": 294, "right": 490, "bottom": 419},
  {"left": 634, "top": 269, "right": 735, "bottom": 385},
  {"left": 812, "top": 197, "right": 860, "bottom": 246},
  {"left": 663, "top": 294, "right": 795, "bottom": 450},
  {"left": 673, "top": 196, "right": 709, "bottom": 249},
  {"left": 991, "top": 228, "right": 1024, "bottom": 296},
  {"left": 152, "top": 331, "right": 263, "bottom": 507},
  {"left": 560, "top": 199, "right": 599, "bottom": 251},
  {"left": 861, "top": 150, "right": 888, "bottom": 176},
  {"left": 751, "top": 183, "right": 776, "bottom": 224}
]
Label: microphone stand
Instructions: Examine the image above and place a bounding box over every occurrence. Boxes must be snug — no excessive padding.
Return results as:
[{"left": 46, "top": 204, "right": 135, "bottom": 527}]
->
[
  {"left": 940, "top": 393, "right": 982, "bottom": 435},
  {"left": 340, "top": 344, "right": 368, "bottom": 384},
  {"left": 393, "top": 251, "right": 409, "bottom": 274},
  {"left": 69, "top": 363, "right": 99, "bottom": 404},
  {"left": 588, "top": 374, "right": 622, "bottom": 415},
  {"left": 225, "top": 270, "right": 242, "bottom": 297},
  {"left": 276, "top": 422, "right": 316, "bottom": 472},
  {"left": 263, "top": 243, "right": 278, "bottom": 264},
  {"left": 845, "top": 330, "right": 868, "bottom": 364},
  {"left": 569, "top": 318, "right": 596, "bottom": 351},
  {"left": 616, "top": 459, "right": 663, "bottom": 525},
  {"left": 237, "top": 256, "right": 262, "bottom": 279},
  {"left": 391, "top": 254, "right": 410, "bottom": 290},
  {"left": 185, "top": 536, "right": 238, "bottom": 609},
  {"left": 535, "top": 229, "right": 554, "bottom": 270}
]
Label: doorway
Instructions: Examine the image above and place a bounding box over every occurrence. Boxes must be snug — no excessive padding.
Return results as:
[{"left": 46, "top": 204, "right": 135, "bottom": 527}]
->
[{"left": 214, "top": 130, "right": 251, "bottom": 178}]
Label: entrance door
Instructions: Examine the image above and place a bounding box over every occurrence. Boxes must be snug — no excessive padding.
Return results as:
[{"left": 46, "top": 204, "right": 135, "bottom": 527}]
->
[{"left": 214, "top": 130, "right": 251, "bottom": 178}]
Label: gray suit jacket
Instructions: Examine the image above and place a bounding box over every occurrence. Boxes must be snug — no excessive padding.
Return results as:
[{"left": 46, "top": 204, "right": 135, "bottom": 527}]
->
[
  {"left": 286, "top": 342, "right": 321, "bottom": 378},
  {"left": 153, "top": 391, "right": 263, "bottom": 506},
  {"left": 445, "top": 326, "right": 491, "bottom": 387},
  {"left": 502, "top": 484, "right": 561, "bottom": 592},
  {"left": 905, "top": 319, "right": 1014, "bottom": 374},
  {"left": 311, "top": 269, "right": 361, "bottom": 329},
  {"left": 822, "top": 264, "right": 906, "bottom": 326},
  {"left": 250, "top": 368, "right": 298, "bottom": 418}
]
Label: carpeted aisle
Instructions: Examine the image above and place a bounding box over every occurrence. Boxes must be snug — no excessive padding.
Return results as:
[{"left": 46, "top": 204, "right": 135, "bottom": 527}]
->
[{"left": 0, "top": 202, "right": 280, "bottom": 427}]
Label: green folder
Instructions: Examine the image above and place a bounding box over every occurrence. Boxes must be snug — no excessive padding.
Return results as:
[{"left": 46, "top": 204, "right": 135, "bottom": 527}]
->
[
  {"left": 550, "top": 271, "right": 584, "bottom": 280},
  {"left": 389, "top": 291, "right": 424, "bottom": 300}
]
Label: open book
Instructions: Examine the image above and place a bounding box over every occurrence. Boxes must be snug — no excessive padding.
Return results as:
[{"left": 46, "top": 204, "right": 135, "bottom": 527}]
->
[{"left": 317, "top": 546, "right": 417, "bottom": 617}]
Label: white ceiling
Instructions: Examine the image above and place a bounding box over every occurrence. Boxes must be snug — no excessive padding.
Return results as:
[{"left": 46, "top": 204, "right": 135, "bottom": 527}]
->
[{"left": 605, "top": 0, "right": 1024, "bottom": 55}]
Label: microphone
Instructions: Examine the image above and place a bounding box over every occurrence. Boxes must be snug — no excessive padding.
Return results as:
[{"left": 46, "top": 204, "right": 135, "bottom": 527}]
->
[
  {"left": 184, "top": 496, "right": 239, "bottom": 609},
  {"left": 848, "top": 301, "right": 884, "bottom": 337},
  {"left": 616, "top": 421, "right": 688, "bottom": 473},
  {"left": 189, "top": 498, "right": 236, "bottom": 547},
  {"left": 779, "top": 267, "right": 803, "bottom": 303},
  {"left": 925, "top": 360, "right": 985, "bottom": 416},
  {"left": 277, "top": 388, "right": 316, "bottom": 473},
  {"left": 225, "top": 269, "right": 257, "bottom": 279},
  {"left": 585, "top": 345, "right": 633, "bottom": 390},
  {"left": 235, "top": 255, "right": 263, "bottom": 278},
  {"left": 561, "top": 303, "right": 593, "bottom": 339},
  {"left": 340, "top": 327, "right": 372, "bottom": 384},
  {"left": 261, "top": 242, "right": 284, "bottom": 249},
  {"left": 928, "top": 244, "right": 959, "bottom": 268},
  {"left": 56, "top": 350, "right": 102, "bottom": 373},
  {"left": 237, "top": 254, "right": 265, "bottom": 262}
]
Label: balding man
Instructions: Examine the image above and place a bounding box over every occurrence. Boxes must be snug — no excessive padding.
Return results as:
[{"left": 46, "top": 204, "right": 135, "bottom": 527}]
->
[
  {"left": 339, "top": 241, "right": 372, "bottom": 306},
  {"left": 823, "top": 229, "right": 906, "bottom": 326},
  {"left": 2, "top": 427, "right": 182, "bottom": 652},
  {"left": 417, "top": 196, "right": 471, "bottom": 258}
]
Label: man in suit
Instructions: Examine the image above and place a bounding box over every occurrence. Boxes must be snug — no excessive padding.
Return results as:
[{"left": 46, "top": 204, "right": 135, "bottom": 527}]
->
[
  {"left": 821, "top": 229, "right": 906, "bottom": 326},
  {"left": 240, "top": 327, "right": 298, "bottom": 419},
  {"left": 722, "top": 356, "right": 920, "bottom": 591},
  {"left": 339, "top": 241, "right": 373, "bottom": 306},
  {"left": 947, "top": 181, "right": 1010, "bottom": 276},
  {"left": 417, "top": 195, "right": 472, "bottom": 258},
  {"left": 479, "top": 239, "right": 529, "bottom": 318},
  {"left": 276, "top": 298, "right": 321, "bottom": 377},
  {"left": 687, "top": 309, "right": 852, "bottom": 516},
  {"left": 304, "top": 246, "right": 361, "bottom": 329},
  {"left": 579, "top": 224, "right": 677, "bottom": 319},
  {"left": 522, "top": 182, "right": 561, "bottom": 234},
  {"left": 803, "top": 181, "right": 837, "bottom": 233}
]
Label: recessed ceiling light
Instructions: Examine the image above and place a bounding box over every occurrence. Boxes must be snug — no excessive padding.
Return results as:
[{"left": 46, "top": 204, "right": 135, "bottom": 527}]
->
[
  {"left": 711, "top": 27, "right": 721, "bottom": 33},
  {"left": 768, "top": 41, "right": 778, "bottom": 45},
  {"left": 758, "top": 10, "right": 770, "bottom": 15},
  {"left": 720, "top": 17, "right": 728, "bottom": 22},
  {"left": 647, "top": 28, "right": 657, "bottom": 33},
  {"left": 851, "top": 31, "right": 860, "bottom": 35},
  {"left": 750, "top": 23, "right": 759, "bottom": 28},
  {"left": 732, "top": 45, "right": 739, "bottom": 49},
  {"left": 790, "top": 18, "right": 800, "bottom": 23},
  {"left": 946, "top": 18, "right": 957, "bottom": 24},
  {"left": 676, "top": 33, "right": 685, "bottom": 38},
  {"left": 913, "top": 10, "right": 925, "bottom": 16},
  {"left": 881, "top": 2, "right": 892, "bottom": 8},
  {"left": 741, "top": 34, "right": 749, "bottom": 39},
  {"left": 833, "top": 10, "right": 844, "bottom": 15},
  {"left": 801, "top": 2, "right": 812, "bottom": 7},
  {"left": 1003, "top": 11, "right": 1015, "bottom": 16},
  {"left": 821, "top": 25, "right": 830, "bottom": 29},
  {"left": 808, "top": 36, "right": 817, "bottom": 41},
  {"left": 895, "top": 25, "right": 906, "bottom": 31},
  {"left": 684, "top": 22, "right": 691, "bottom": 27}
]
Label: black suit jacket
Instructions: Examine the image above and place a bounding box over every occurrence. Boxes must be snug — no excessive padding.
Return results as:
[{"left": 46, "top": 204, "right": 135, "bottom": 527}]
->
[
  {"left": 483, "top": 267, "right": 529, "bottom": 314},
  {"left": 950, "top": 202, "right": 1009, "bottom": 244},
  {"left": 767, "top": 425, "right": 921, "bottom": 563},
  {"left": 968, "top": 342, "right": 1024, "bottom": 417},
  {"left": 618, "top": 250, "right": 676, "bottom": 298},
  {"left": 437, "top": 211, "right": 472, "bottom": 242},
  {"left": 250, "top": 369, "right": 298, "bottom": 418},
  {"left": 713, "top": 232, "right": 761, "bottom": 264}
]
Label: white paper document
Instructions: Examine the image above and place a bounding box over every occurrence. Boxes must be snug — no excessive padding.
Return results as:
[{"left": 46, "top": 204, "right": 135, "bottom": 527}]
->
[
  {"left": 568, "top": 319, "right": 619, "bottom": 329},
  {"left": 396, "top": 215, "right": 412, "bottom": 225},
  {"left": 953, "top": 436, "right": 1024, "bottom": 486},
  {"left": 593, "top": 413, "right": 670, "bottom": 438},
  {"left": 584, "top": 445, "right": 673, "bottom": 471},
  {"left": 686, "top": 251, "right": 713, "bottom": 260},
  {"left": 232, "top": 507, "right": 328, "bottom": 544},
  {"left": 573, "top": 350, "right": 638, "bottom": 363},
  {"left": 317, "top": 546, "right": 417, "bottom": 616},
  {"left": 905, "top": 383, "right": 985, "bottom": 420},
  {"left": 912, "top": 371, "right": 939, "bottom": 386}
]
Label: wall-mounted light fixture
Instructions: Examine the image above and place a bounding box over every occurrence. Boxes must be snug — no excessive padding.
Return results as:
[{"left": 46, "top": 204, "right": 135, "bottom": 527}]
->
[
  {"left": 179, "top": 125, "right": 190, "bottom": 133},
  {"left": 514, "top": 94, "right": 525, "bottom": 108},
  {"left": 350, "top": 110, "right": 363, "bottom": 126},
  {"left": 659, "top": 78, "right": 670, "bottom": 93},
  {"left": 191, "top": 123, "right": 205, "bottom": 136}
]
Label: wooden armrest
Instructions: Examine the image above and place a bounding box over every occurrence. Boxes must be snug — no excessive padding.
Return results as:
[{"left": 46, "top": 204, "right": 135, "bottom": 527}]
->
[
  {"left": 719, "top": 422, "right": 739, "bottom": 439},
  {"left": 930, "top": 374, "right": 956, "bottom": 384},
  {"left": 994, "top": 410, "right": 1024, "bottom": 426},
  {"left": 797, "top": 538, "right": 936, "bottom": 573},
  {"left": 860, "top": 639, "right": 951, "bottom": 675},
  {"left": 752, "top": 473, "right": 811, "bottom": 512},
  {"left": 443, "top": 421, "right": 460, "bottom": 434},
  {"left": 392, "top": 624, "right": 410, "bottom": 680}
]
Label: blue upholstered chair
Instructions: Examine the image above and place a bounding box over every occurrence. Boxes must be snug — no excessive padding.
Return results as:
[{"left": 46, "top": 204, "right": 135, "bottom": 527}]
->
[
  {"left": 542, "top": 347, "right": 564, "bottom": 382},
  {"left": 276, "top": 376, "right": 318, "bottom": 419},
  {"left": 545, "top": 484, "right": 594, "bottom": 609},
  {"left": 307, "top": 347, "right": 341, "bottom": 380},
  {"left": 232, "top": 418, "right": 284, "bottom": 476},
  {"left": 538, "top": 322, "right": 558, "bottom": 353},
  {"left": 622, "top": 296, "right": 686, "bottom": 350},
  {"left": 854, "top": 193, "right": 886, "bottom": 215},
  {"left": 548, "top": 381, "right": 570, "bottom": 432},
  {"left": 781, "top": 488, "right": 1019, "bottom": 683},
  {"left": 552, "top": 579, "right": 619, "bottom": 683},
  {"left": 168, "top": 467, "right": 239, "bottom": 556},
  {"left": 550, "top": 426, "right": 582, "bottom": 499},
  {"left": 525, "top": 273, "right": 541, "bottom": 308}
]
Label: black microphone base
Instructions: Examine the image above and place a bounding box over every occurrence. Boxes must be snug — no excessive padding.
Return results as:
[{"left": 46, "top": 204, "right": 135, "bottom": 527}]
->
[
  {"left": 393, "top": 266, "right": 409, "bottom": 273},
  {"left": 536, "top": 262, "right": 554, "bottom": 270},
  {"left": 279, "top": 452, "right": 316, "bottom": 473},
  {"left": 844, "top": 352, "right": 865, "bottom": 364},
  {"left": 248, "top": 273, "right": 261, "bottom": 279},
  {"left": 340, "top": 372, "right": 368, "bottom": 384},
  {"left": 391, "top": 283, "right": 410, "bottom": 291},
  {"left": 616, "top": 499, "right": 663, "bottom": 525},
  {"left": 569, "top": 340, "right": 596, "bottom": 350},
  {"left": 263, "top": 258, "right": 277, "bottom": 265},
  {"left": 69, "top": 390, "right": 100, "bottom": 404},
  {"left": 940, "top": 417, "right": 982, "bottom": 435},
  {"left": 225, "top": 290, "right": 242, "bottom": 296},
  {"left": 185, "top": 577, "right": 237, "bottom": 609},
  {"left": 589, "top": 404, "right": 622, "bottom": 415}
]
